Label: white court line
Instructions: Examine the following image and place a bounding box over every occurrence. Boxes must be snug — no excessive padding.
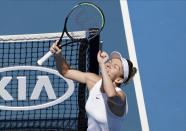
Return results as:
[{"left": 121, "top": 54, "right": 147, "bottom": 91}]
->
[{"left": 120, "top": 0, "right": 150, "bottom": 131}]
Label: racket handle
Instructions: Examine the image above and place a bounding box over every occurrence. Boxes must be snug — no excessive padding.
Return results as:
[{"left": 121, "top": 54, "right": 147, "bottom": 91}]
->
[{"left": 37, "top": 51, "right": 53, "bottom": 65}]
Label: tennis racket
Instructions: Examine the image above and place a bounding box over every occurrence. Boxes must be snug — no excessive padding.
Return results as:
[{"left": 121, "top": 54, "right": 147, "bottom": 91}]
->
[{"left": 37, "top": 2, "right": 105, "bottom": 65}]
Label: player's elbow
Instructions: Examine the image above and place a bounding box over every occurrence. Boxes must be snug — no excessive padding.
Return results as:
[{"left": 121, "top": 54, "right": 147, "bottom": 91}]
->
[
  {"left": 56, "top": 63, "right": 70, "bottom": 77},
  {"left": 61, "top": 69, "right": 71, "bottom": 78}
]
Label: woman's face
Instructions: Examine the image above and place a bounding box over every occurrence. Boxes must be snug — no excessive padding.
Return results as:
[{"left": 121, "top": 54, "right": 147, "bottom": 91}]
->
[{"left": 105, "top": 58, "right": 123, "bottom": 81}]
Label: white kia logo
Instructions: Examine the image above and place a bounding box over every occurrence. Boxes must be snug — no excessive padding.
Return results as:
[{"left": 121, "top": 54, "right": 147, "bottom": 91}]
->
[{"left": 0, "top": 66, "right": 74, "bottom": 111}]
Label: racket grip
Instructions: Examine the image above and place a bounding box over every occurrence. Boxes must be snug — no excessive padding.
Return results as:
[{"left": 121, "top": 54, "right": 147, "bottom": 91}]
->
[{"left": 37, "top": 51, "right": 53, "bottom": 65}]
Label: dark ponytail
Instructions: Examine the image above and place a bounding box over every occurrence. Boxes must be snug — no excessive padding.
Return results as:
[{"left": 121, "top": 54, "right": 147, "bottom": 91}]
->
[{"left": 124, "top": 59, "right": 137, "bottom": 84}]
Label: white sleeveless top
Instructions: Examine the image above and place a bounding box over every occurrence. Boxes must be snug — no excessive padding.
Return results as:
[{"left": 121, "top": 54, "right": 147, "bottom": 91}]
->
[{"left": 85, "top": 79, "right": 128, "bottom": 131}]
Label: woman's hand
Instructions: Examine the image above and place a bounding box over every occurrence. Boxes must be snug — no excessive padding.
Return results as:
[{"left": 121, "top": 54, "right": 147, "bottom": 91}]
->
[
  {"left": 50, "top": 41, "right": 62, "bottom": 55},
  {"left": 97, "top": 51, "right": 109, "bottom": 65}
]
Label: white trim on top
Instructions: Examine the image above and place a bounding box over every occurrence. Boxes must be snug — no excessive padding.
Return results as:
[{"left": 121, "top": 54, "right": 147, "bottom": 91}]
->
[
  {"left": 0, "top": 31, "right": 86, "bottom": 43},
  {"left": 120, "top": 0, "right": 150, "bottom": 131}
]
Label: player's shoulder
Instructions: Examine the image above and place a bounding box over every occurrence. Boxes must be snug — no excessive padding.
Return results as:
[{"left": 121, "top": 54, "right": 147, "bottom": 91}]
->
[
  {"left": 85, "top": 72, "right": 101, "bottom": 82},
  {"left": 85, "top": 72, "right": 101, "bottom": 91}
]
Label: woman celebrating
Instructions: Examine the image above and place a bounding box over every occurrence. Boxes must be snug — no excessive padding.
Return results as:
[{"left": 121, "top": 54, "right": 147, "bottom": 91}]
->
[{"left": 50, "top": 41, "right": 137, "bottom": 131}]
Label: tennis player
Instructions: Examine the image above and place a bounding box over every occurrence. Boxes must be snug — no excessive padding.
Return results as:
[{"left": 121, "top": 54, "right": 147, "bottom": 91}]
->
[{"left": 50, "top": 41, "right": 137, "bottom": 131}]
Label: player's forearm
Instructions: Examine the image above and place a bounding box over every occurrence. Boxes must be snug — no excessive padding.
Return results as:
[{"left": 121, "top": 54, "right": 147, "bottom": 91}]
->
[
  {"left": 55, "top": 53, "right": 70, "bottom": 76},
  {"left": 100, "top": 64, "right": 117, "bottom": 97}
]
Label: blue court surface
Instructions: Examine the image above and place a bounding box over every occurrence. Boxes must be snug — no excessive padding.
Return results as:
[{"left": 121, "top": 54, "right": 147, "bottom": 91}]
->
[{"left": 0, "top": 0, "right": 186, "bottom": 131}]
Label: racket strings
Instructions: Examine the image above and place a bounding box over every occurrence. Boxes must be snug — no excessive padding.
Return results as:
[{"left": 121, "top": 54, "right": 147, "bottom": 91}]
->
[{"left": 66, "top": 5, "right": 103, "bottom": 33}]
